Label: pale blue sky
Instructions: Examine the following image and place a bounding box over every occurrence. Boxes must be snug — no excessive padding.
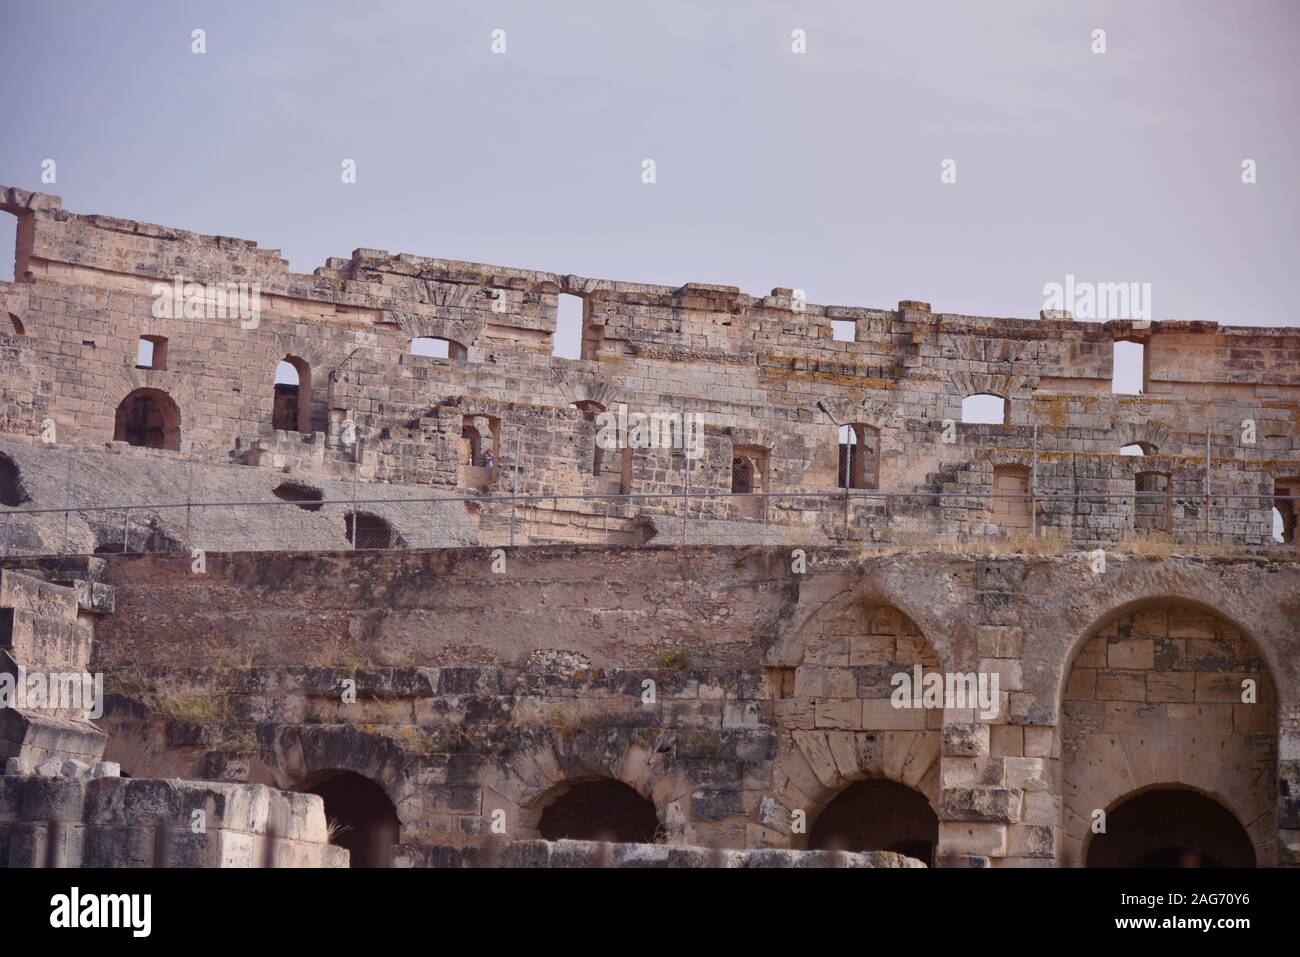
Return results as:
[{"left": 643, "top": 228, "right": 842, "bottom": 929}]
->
[{"left": 2, "top": 0, "right": 1297, "bottom": 338}]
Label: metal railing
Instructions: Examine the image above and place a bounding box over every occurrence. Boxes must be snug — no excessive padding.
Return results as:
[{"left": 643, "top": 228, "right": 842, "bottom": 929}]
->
[{"left": 1, "top": 486, "right": 1295, "bottom": 558}]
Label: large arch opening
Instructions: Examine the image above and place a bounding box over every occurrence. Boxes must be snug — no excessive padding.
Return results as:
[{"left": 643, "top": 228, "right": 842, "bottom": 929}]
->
[
  {"left": 300, "top": 771, "right": 400, "bottom": 868},
  {"left": 1086, "top": 788, "right": 1255, "bottom": 868},
  {"left": 1060, "top": 601, "right": 1277, "bottom": 867},
  {"left": 536, "top": 778, "right": 660, "bottom": 844},
  {"left": 113, "top": 388, "right": 181, "bottom": 450},
  {"left": 809, "top": 778, "right": 938, "bottom": 864}
]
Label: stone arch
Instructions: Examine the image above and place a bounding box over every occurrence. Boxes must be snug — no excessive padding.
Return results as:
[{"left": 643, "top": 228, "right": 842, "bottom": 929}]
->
[
  {"left": 273, "top": 355, "right": 312, "bottom": 433},
  {"left": 1082, "top": 783, "right": 1257, "bottom": 868},
  {"left": 298, "top": 768, "right": 401, "bottom": 868},
  {"left": 536, "top": 777, "right": 661, "bottom": 843},
  {"left": 1113, "top": 420, "right": 1174, "bottom": 456},
  {"left": 767, "top": 590, "right": 945, "bottom": 849},
  {"left": 817, "top": 396, "right": 898, "bottom": 432},
  {"left": 113, "top": 388, "right": 181, "bottom": 450},
  {"left": 486, "top": 733, "right": 688, "bottom": 844},
  {"left": 251, "top": 726, "right": 415, "bottom": 846},
  {"left": 1059, "top": 599, "right": 1278, "bottom": 866},
  {"left": 807, "top": 777, "right": 940, "bottom": 863}
]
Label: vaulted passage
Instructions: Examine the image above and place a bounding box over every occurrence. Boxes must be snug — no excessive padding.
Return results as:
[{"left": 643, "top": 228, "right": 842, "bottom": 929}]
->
[
  {"left": 1087, "top": 789, "right": 1255, "bottom": 868},
  {"left": 808, "top": 778, "right": 938, "bottom": 863},
  {"left": 0, "top": 452, "right": 28, "bottom": 506},
  {"left": 113, "top": 388, "right": 181, "bottom": 450},
  {"left": 302, "top": 771, "right": 400, "bottom": 868},
  {"left": 537, "top": 779, "right": 659, "bottom": 844}
]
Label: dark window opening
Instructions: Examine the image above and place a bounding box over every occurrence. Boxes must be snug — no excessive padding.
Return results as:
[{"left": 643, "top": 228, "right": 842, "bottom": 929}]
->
[
  {"left": 302, "top": 771, "right": 400, "bottom": 868},
  {"left": 345, "top": 511, "right": 393, "bottom": 549},
  {"left": 6, "top": 313, "right": 22, "bottom": 336},
  {"left": 0, "top": 453, "right": 30, "bottom": 507},
  {"left": 537, "top": 779, "right": 660, "bottom": 844},
  {"left": 273, "top": 481, "right": 324, "bottom": 512},
  {"left": 113, "top": 388, "right": 181, "bottom": 451},
  {"left": 809, "top": 778, "right": 938, "bottom": 865},
  {"left": 1086, "top": 789, "right": 1255, "bottom": 868}
]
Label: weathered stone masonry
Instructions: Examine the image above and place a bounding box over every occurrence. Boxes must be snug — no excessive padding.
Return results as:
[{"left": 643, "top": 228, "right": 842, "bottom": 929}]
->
[
  {"left": 2, "top": 184, "right": 1299, "bottom": 552},
  {"left": 1, "top": 187, "right": 1298, "bottom": 868},
  {"left": 59, "top": 546, "right": 1300, "bottom": 868}
]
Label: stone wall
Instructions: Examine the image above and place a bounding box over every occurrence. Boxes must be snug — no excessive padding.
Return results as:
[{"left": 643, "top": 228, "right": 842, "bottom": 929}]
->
[
  {"left": 37, "top": 545, "right": 1298, "bottom": 868},
  {"left": 2, "top": 185, "right": 1298, "bottom": 552}
]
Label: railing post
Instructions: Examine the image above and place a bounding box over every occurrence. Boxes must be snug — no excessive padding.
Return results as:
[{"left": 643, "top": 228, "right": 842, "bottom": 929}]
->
[
  {"left": 61, "top": 455, "right": 72, "bottom": 556},
  {"left": 351, "top": 460, "right": 359, "bottom": 551},
  {"left": 682, "top": 456, "right": 689, "bottom": 546},
  {"left": 1031, "top": 425, "right": 1038, "bottom": 538},
  {"left": 510, "top": 431, "right": 521, "bottom": 547}
]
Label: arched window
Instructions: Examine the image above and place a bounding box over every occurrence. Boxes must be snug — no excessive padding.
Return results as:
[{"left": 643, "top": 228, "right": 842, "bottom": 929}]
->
[
  {"left": 961, "top": 394, "right": 1006, "bottom": 425},
  {"left": 113, "top": 388, "right": 181, "bottom": 450},
  {"left": 1120, "top": 442, "right": 1151, "bottom": 456},
  {"left": 301, "top": 771, "right": 400, "bottom": 868},
  {"left": 273, "top": 356, "right": 311, "bottom": 432},
  {"left": 809, "top": 779, "right": 938, "bottom": 865},
  {"left": 731, "top": 444, "right": 770, "bottom": 519},
  {"left": 537, "top": 779, "right": 660, "bottom": 844},
  {"left": 5, "top": 313, "right": 22, "bottom": 336},
  {"left": 837, "top": 424, "right": 879, "bottom": 489},
  {"left": 410, "top": 336, "right": 467, "bottom": 360},
  {"left": 460, "top": 414, "right": 500, "bottom": 490}
]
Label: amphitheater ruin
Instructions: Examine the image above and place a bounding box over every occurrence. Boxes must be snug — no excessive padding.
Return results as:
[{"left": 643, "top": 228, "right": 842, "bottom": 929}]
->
[{"left": 0, "top": 184, "right": 1297, "bottom": 868}]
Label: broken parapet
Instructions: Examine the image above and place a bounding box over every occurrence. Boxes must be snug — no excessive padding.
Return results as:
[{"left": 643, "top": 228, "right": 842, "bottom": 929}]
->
[
  {"left": 0, "top": 767, "right": 347, "bottom": 868},
  {"left": 0, "top": 568, "right": 108, "bottom": 767},
  {"left": 392, "top": 839, "right": 924, "bottom": 868}
]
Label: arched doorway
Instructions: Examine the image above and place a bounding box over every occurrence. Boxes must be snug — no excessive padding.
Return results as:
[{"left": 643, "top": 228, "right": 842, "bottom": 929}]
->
[
  {"left": 536, "top": 779, "right": 660, "bottom": 844},
  {"left": 1061, "top": 602, "right": 1278, "bottom": 866},
  {"left": 1086, "top": 788, "right": 1255, "bottom": 868},
  {"left": 301, "top": 770, "right": 400, "bottom": 868},
  {"left": 809, "top": 778, "right": 938, "bottom": 864},
  {"left": 272, "top": 356, "right": 311, "bottom": 432},
  {"left": 113, "top": 388, "right": 181, "bottom": 450}
]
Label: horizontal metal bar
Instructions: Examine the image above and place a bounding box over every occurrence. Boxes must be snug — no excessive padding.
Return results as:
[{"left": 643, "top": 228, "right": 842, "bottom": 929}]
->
[{"left": 1, "top": 489, "right": 1298, "bottom": 517}]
